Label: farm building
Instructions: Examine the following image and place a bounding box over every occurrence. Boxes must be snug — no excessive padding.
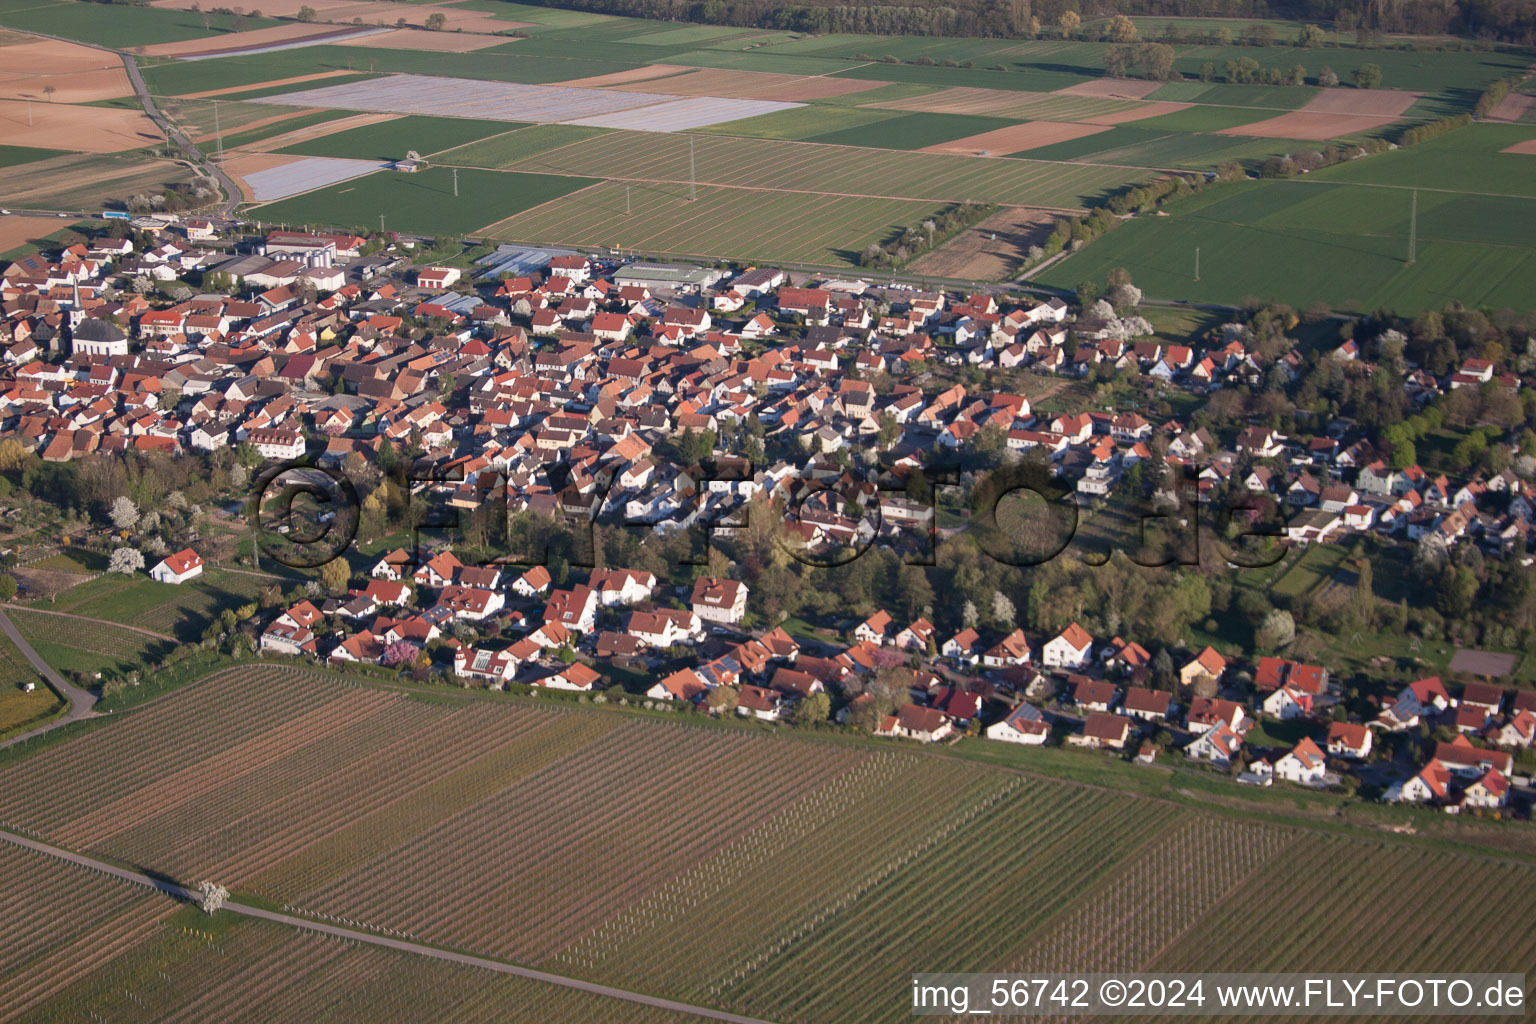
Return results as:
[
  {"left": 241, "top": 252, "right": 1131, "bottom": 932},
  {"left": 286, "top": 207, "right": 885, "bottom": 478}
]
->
[{"left": 149, "top": 548, "right": 203, "bottom": 585}]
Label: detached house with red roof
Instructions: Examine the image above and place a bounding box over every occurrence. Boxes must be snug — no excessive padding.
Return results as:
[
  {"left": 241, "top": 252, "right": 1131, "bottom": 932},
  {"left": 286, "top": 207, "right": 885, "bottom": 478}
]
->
[
  {"left": 1273, "top": 737, "right": 1328, "bottom": 786},
  {"left": 1042, "top": 623, "right": 1093, "bottom": 670},
  {"left": 690, "top": 576, "right": 747, "bottom": 626},
  {"left": 149, "top": 547, "right": 203, "bottom": 585}
]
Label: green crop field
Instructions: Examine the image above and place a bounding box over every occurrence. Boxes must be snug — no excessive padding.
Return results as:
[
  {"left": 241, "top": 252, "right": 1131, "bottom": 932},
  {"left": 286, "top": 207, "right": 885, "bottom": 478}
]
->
[
  {"left": 485, "top": 180, "right": 953, "bottom": 266},
  {"left": 1014, "top": 125, "right": 1292, "bottom": 168},
  {"left": 432, "top": 123, "right": 611, "bottom": 167},
  {"left": 691, "top": 104, "right": 900, "bottom": 141},
  {"left": 1037, "top": 178, "right": 1536, "bottom": 313},
  {"left": 253, "top": 166, "right": 596, "bottom": 236},
  {"left": 1310, "top": 122, "right": 1536, "bottom": 197},
  {"left": 275, "top": 116, "right": 526, "bottom": 161},
  {"left": 803, "top": 110, "right": 1018, "bottom": 149},
  {"left": 499, "top": 129, "right": 1150, "bottom": 210},
  {"left": 0, "top": 145, "right": 69, "bottom": 168},
  {"left": 0, "top": 0, "right": 279, "bottom": 46},
  {"left": 214, "top": 111, "right": 355, "bottom": 150},
  {"left": 139, "top": 44, "right": 643, "bottom": 97},
  {"left": 4, "top": 668, "right": 1536, "bottom": 1024},
  {"left": 1130, "top": 103, "right": 1279, "bottom": 132},
  {"left": 832, "top": 60, "right": 1093, "bottom": 92}
]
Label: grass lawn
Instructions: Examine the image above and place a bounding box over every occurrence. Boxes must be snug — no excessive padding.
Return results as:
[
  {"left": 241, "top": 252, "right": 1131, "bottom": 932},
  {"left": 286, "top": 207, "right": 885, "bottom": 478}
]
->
[
  {"left": 250, "top": 167, "right": 597, "bottom": 237},
  {"left": 803, "top": 111, "right": 1018, "bottom": 150},
  {"left": 276, "top": 116, "right": 527, "bottom": 161},
  {"left": 1269, "top": 542, "right": 1349, "bottom": 599},
  {"left": 37, "top": 568, "right": 267, "bottom": 642},
  {"left": 0, "top": 630, "right": 58, "bottom": 737},
  {"left": 26, "top": 549, "right": 107, "bottom": 574}
]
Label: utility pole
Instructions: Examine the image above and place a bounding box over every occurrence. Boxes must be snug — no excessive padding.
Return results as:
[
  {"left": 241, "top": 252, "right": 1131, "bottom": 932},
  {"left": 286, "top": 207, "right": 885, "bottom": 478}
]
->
[
  {"left": 625, "top": 184, "right": 631, "bottom": 215},
  {"left": 689, "top": 136, "right": 696, "bottom": 202},
  {"left": 25, "top": 97, "right": 32, "bottom": 127},
  {"left": 453, "top": 168, "right": 459, "bottom": 198},
  {"left": 379, "top": 213, "right": 385, "bottom": 235},
  {"left": 1407, "top": 189, "right": 1417, "bottom": 265},
  {"left": 1194, "top": 247, "right": 1200, "bottom": 282},
  {"left": 212, "top": 99, "right": 222, "bottom": 162}
]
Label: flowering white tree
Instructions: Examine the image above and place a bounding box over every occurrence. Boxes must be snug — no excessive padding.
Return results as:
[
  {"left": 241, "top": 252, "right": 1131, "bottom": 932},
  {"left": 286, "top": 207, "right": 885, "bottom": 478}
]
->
[
  {"left": 109, "top": 495, "right": 139, "bottom": 530},
  {"left": 196, "top": 881, "right": 228, "bottom": 914},
  {"left": 108, "top": 547, "right": 145, "bottom": 576}
]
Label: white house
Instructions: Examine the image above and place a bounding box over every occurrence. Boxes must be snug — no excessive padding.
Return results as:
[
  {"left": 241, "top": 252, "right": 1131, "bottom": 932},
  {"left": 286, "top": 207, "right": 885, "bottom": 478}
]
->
[
  {"left": 1326, "top": 721, "right": 1373, "bottom": 759},
  {"left": 1185, "top": 721, "right": 1242, "bottom": 768},
  {"left": 149, "top": 547, "right": 203, "bottom": 584},
  {"left": 1273, "top": 738, "right": 1328, "bottom": 786},
  {"left": 454, "top": 646, "right": 520, "bottom": 685},
  {"left": 1041, "top": 622, "right": 1093, "bottom": 670},
  {"left": 534, "top": 662, "right": 602, "bottom": 691},
  {"left": 986, "top": 702, "right": 1049, "bottom": 745},
  {"left": 512, "top": 565, "right": 552, "bottom": 597},
  {"left": 691, "top": 576, "right": 747, "bottom": 626}
]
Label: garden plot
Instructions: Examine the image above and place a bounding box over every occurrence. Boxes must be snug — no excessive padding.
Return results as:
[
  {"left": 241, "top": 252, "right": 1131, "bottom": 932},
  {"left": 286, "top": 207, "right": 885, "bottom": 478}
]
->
[
  {"left": 262, "top": 74, "right": 800, "bottom": 131},
  {"left": 242, "top": 156, "right": 388, "bottom": 200}
]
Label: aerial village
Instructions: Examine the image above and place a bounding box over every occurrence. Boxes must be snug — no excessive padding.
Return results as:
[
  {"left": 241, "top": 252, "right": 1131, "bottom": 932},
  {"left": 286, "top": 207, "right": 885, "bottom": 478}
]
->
[{"left": 2, "top": 213, "right": 1534, "bottom": 819}]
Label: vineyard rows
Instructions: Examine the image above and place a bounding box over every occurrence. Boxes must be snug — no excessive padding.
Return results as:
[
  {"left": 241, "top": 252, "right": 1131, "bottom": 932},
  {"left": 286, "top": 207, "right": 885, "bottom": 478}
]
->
[
  {"left": 14, "top": 918, "right": 715, "bottom": 1024},
  {"left": 9, "top": 608, "right": 170, "bottom": 665},
  {"left": 294, "top": 718, "right": 868, "bottom": 961},
  {"left": 6, "top": 668, "right": 1536, "bottom": 1024},
  {"left": 0, "top": 842, "right": 176, "bottom": 1022}
]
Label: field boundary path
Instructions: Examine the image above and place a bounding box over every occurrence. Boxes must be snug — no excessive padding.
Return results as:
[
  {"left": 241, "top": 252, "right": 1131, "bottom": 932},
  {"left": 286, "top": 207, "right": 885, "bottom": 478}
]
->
[
  {"left": 0, "top": 606, "right": 99, "bottom": 749},
  {"left": 0, "top": 828, "right": 780, "bottom": 1024}
]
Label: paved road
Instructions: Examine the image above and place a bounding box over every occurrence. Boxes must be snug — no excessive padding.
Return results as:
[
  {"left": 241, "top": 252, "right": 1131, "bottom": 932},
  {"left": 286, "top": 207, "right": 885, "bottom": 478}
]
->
[
  {"left": 0, "top": 606, "right": 99, "bottom": 749},
  {"left": 4, "top": 28, "right": 241, "bottom": 217},
  {"left": 0, "top": 829, "right": 777, "bottom": 1024},
  {"left": 121, "top": 53, "right": 243, "bottom": 217}
]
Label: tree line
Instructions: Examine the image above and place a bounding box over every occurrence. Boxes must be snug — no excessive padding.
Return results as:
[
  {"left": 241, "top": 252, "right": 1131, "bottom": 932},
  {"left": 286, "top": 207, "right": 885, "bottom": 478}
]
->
[{"left": 524, "top": 0, "right": 1536, "bottom": 44}]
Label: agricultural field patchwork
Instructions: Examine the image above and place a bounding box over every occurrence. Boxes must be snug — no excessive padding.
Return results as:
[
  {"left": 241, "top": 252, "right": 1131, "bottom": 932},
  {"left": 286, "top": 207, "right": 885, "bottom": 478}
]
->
[
  {"left": 273, "top": 115, "right": 524, "bottom": 160},
  {"left": 484, "top": 180, "right": 959, "bottom": 266},
  {"left": 2, "top": 669, "right": 1534, "bottom": 1023},
  {"left": 494, "top": 129, "right": 1149, "bottom": 210},
  {"left": 251, "top": 165, "right": 597, "bottom": 235}
]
